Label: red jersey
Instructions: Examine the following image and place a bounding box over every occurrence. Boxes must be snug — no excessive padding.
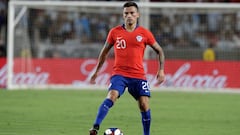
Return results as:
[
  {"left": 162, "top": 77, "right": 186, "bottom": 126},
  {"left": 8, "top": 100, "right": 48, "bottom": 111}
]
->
[{"left": 106, "top": 25, "right": 156, "bottom": 80}]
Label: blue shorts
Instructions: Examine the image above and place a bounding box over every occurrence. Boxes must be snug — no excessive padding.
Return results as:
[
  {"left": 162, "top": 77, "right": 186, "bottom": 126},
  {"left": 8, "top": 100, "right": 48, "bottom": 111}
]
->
[{"left": 108, "top": 75, "right": 151, "bottom": 100}]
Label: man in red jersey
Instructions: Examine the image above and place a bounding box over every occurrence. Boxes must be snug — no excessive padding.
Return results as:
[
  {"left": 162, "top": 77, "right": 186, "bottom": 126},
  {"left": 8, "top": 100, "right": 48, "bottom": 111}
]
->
[{"left": 89, "top": 1, "right": 165, "bottom": 135}]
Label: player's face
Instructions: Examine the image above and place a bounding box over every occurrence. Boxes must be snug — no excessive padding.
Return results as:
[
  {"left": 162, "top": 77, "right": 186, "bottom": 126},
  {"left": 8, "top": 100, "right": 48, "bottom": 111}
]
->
[{"left": 123, "top": 6, "right": 139, "bottom": 26}]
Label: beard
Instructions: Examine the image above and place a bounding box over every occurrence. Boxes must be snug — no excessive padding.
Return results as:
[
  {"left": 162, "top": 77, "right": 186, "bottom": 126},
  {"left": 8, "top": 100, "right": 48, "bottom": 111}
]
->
[{"left": 126, "top": 19, "right": 134, "bottom": 26}]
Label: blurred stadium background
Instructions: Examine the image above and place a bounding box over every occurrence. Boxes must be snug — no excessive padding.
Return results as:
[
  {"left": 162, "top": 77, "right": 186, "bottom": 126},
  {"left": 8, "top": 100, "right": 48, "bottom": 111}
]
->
[
  {"left": 1, "top": 0, "right": 240, "bottom": 90},
  {"left": 8, "top": 0, "right": 240, "bottom": 59},
  {"left": 1, "top": 1, "right": 240, "bottom": 135}
]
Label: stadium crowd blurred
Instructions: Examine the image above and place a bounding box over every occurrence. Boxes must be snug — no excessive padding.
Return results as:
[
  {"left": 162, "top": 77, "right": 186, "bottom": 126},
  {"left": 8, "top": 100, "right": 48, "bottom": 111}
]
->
[
  {"left": 27, "top": 1, "right": 240, "bottom": 50},
  {"left": 152, "top": 11, "right": 240, "bottom": 50},
  {"left": 0, "top": 0, "right": 7, "bottom": 57},
  {"left": 2, "top": 0, "right": 240, "bottom": 58}
]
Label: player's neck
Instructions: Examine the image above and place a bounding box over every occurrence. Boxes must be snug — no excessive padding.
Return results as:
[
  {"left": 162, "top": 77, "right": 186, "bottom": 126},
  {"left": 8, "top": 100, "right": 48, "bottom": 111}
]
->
[{"left": 124, "top": 23, "right": 137, "bottom": 32}]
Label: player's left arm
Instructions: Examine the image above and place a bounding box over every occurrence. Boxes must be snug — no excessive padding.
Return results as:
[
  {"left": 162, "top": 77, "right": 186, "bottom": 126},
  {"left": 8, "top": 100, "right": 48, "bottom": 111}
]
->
[
  {"left": 89, "top": 42, "right": 113, "bottom": 84},
  {"left": 150, "top": 42, "right": 165, "bottom": 84}
]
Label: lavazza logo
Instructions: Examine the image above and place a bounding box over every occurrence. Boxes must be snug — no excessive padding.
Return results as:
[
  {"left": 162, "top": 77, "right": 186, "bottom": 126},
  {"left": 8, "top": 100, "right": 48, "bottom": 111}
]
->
[
  {"left": 0, "top": 60, "right": 228, "bottom": 88},
  {"left": 78, "top": 60, "right": 228, "bottom": 88},
  {"left": 0, "top": 65, "right": 49, "bottom": 87},
  {"left": 148, "top": 63, "right": 227, "bottom": 88}
]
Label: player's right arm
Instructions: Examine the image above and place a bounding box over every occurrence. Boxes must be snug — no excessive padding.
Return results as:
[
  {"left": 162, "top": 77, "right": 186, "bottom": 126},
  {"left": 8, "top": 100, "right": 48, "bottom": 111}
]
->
[
  {"left": 90, "top": 42, "right": 113, "bottom": 84},
  {"left": 151, "top": 42, "right": 165, "bottom": 85}
]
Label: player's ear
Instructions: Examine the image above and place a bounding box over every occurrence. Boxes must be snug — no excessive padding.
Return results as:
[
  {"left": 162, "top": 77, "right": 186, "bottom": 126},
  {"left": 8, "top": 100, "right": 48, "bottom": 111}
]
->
[
  {"left": 122, "top": 11, "right": 126, "bottom": 19},
  {"left": 135, "top": 8, "right": 140, "bottom": 18}
]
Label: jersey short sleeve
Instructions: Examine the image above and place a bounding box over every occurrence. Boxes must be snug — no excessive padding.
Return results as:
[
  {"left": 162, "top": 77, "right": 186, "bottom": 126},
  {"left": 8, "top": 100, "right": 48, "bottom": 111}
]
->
[
  {"left": 106, "top": 28, "right": 115, "bottom": 45},
  {"left": 145, "top": 29, "right": 156, "bottom": 46}
]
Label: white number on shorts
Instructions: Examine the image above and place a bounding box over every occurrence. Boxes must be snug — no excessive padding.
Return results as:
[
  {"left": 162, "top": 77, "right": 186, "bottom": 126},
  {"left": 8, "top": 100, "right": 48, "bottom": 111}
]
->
[{"left": 142, "top": 81, "right": 150, "bottom": 90}]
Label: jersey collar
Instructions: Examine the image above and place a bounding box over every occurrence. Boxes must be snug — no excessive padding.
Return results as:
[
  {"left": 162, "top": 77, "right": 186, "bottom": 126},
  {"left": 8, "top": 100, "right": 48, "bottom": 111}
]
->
[{"left": 122, "top": 24, "right": 139, "bottom": 30}]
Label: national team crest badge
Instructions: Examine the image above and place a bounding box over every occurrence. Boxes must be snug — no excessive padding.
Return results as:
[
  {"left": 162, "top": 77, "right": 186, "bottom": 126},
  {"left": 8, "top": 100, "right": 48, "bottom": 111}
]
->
[{"left": 136, "top": 35, "right": 143, "bottom": 42}]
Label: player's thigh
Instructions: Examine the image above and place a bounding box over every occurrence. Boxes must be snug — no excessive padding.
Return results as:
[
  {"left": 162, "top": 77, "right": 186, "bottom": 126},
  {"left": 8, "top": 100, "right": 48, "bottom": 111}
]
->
[
  {"left": 138, "top": 96, "right": 150, "bottom": 111},
  {"left": 128, "top": 79, "right": 151, "bottom": 100},
  {"left": 108, "top": 75, "right": 127, "bottom": 98},
  {"left": 106, "top": 90, "right": 120, "bottom": 102}
]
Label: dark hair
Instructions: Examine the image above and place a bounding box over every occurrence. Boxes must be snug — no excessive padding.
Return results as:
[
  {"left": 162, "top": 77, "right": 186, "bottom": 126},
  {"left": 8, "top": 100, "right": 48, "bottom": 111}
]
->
[{"left": 123, "top": 1, "right": 139, "bottom": 11}]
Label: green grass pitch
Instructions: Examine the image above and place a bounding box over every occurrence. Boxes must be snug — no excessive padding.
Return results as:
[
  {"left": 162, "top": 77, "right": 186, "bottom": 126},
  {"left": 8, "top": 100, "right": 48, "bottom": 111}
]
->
[{"left": 0, "top": 89, "right": 240, "bottom": 135}]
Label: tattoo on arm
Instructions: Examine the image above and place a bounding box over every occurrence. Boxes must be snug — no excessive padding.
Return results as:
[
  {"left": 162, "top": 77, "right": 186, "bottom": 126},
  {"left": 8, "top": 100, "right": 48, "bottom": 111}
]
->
[
  {"left": 152, "top": 43, "right": 165, "bottom": 70},
  {"left": 158, "top": 47, "right": 165, "bottom": 70}
]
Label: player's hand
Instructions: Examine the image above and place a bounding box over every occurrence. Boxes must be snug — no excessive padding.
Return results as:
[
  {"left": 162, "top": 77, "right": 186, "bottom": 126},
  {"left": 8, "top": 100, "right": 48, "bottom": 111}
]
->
[
  {"left": 156, "top": 70, "right": 165, "bottom": 85},
  {"left": 89, "top": 73, "right": 98, "bottom": 84}
]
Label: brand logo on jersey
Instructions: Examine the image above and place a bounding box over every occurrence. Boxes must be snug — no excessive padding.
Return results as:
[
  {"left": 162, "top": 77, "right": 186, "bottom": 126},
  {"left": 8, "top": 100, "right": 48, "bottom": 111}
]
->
[
  {"left": 117, "top": 36, "right": 123, "bottom": 40},
  {"left": 136, "top": 35, "right": 143, "bottom": 42}
]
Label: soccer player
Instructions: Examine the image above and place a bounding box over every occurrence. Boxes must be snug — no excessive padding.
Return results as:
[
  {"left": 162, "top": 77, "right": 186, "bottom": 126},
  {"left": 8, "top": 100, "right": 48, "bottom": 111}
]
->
[{"left": 89, "top": 1, "right": 165, "bottom": 135}]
